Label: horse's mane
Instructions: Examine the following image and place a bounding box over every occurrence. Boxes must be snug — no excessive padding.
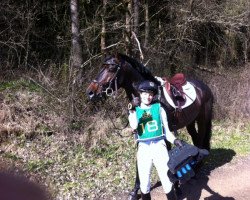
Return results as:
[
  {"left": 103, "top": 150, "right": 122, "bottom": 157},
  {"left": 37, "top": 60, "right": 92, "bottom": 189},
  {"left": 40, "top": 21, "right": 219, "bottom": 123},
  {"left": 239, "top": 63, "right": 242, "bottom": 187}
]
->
[{"left": 118, "top": 53, "right": 158, "bottom": 83}]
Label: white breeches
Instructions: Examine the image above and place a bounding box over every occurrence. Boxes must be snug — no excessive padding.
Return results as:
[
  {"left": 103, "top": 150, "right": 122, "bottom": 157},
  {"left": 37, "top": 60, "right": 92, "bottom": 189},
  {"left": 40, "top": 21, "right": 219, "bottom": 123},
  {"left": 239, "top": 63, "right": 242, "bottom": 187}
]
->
[{"left": 137, "top": 139, "right": 172, "bottom": 194}]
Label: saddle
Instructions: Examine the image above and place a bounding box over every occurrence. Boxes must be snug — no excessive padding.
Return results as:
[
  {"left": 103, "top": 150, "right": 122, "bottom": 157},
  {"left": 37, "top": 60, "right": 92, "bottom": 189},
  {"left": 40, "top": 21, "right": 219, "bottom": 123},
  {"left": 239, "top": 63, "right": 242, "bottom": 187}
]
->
[
  {"left": 162, "top": 73, "right": 187, "bottom": 111},
  {"left": 167, "top": 141, "right": 209, "bottom": 184}
]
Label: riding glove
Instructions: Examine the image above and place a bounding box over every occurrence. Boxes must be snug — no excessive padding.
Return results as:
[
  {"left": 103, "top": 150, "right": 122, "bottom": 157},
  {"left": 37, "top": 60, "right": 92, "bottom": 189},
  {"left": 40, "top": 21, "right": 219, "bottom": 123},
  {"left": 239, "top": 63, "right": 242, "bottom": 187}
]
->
[
  {"left": 174, "top": 139, "right": 183, "bottom": 147},
  {"left": 128, "top": 97, "right": 140, "bottom": 110}
]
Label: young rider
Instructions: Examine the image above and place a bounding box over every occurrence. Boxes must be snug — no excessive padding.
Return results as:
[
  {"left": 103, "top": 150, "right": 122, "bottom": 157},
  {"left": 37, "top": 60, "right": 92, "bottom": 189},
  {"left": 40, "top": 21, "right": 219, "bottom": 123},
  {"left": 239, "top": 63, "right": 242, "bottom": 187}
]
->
[{"left": 128, "top": 80, "right": 182, "bottom": 200}]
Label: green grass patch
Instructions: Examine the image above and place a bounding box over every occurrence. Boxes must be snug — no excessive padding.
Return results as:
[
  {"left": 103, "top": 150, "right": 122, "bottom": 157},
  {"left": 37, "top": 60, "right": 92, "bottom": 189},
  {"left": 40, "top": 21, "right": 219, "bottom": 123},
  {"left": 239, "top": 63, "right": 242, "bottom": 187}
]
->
[
  {"left": 211, "top": 121, "right": 250, "bottom": 155},
  {"left": 0, "top": 79, "right": 41, "bottom": 92},
  {"left": 26, "top": 159, "right": 54, "bottom": 172},
  {"left": 2, "top": 152, "right": 22, "bottom": 161}
]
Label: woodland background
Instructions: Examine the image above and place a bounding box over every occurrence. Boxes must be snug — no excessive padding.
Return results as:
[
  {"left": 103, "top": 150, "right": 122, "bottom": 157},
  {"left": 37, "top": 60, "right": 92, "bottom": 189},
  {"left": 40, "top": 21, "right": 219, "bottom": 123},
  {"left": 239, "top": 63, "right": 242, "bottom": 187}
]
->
[
  {"left": 1, "top": 0, "right": 250, "bottom": 119},
  {"left": 0, "top": 0, "right": 250, "bottom": 199}
]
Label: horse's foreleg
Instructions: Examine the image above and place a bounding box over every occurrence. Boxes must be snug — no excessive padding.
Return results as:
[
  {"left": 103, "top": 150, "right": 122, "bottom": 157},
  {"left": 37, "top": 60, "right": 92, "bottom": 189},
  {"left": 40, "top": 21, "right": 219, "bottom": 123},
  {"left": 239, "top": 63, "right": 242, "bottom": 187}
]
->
[{"left": 186, "top": 121, "right": 199, "bottom": 147}]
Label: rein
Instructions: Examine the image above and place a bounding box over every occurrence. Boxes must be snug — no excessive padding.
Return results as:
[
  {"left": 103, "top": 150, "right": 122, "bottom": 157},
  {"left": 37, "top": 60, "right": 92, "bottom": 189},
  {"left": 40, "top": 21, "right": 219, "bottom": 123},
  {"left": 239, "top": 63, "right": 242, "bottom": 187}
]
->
[
  {"left": 89, "top": 57, "right": 132, "bottom": 136},
  {"left": 105, "top": 66, "right": 120, "bottom": 98},
  {"left": 103, "top": 99, "right": 130, "bottom": 138},
  {"left": 91, "top": 61, "right": 122, "bottom": 99}
]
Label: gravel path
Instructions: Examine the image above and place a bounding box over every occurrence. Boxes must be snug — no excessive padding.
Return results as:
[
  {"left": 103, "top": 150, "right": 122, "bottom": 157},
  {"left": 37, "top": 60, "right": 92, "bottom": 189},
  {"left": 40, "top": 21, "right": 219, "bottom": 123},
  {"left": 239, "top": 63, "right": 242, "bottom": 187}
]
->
[{"left": 147, "top": 155, "right": 250, "bottom": 200}]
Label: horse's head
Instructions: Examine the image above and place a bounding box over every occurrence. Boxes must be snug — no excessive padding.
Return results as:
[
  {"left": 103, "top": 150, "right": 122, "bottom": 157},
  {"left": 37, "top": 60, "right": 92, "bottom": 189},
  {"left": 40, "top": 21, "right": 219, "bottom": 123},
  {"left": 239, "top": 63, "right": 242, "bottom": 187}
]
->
[
  {"left": 86, "top": 53, "right": 158, "bottom": 101},
  {"left": 86, "top": 54, "right": 125, "bottom": 101}
]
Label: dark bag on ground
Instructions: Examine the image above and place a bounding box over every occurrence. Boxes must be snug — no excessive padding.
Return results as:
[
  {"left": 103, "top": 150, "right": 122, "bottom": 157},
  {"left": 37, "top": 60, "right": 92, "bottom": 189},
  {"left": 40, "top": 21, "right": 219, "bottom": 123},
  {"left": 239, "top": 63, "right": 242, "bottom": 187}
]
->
[{"left": 167, "top": 141, "right": 209, "bottom": 184}]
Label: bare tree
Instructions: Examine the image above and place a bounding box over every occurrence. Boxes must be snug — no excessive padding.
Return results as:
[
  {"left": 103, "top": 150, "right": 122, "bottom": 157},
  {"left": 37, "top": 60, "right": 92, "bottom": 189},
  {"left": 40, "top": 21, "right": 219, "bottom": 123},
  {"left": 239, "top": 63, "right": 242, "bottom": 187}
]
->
[
  {"left": 133, "top": 0, "right": 139, "bottom": 35},
  {"left": 125, "top": 0, "right": 132, "bottom": 55},
  {"left": 70, "top": 0, "right": 83, "bottom": 120},
  {"left": 70, "top": 0, "right": 83, "bottom": 72},
  {"left": 101, "top": 0, "right": 107, "bottom": 53},
  {"left": 133, "top": 0, "right": 140, "bottom": 58},
  {"left": 144, "top": 0, "right": 149, "bottom": 48}
]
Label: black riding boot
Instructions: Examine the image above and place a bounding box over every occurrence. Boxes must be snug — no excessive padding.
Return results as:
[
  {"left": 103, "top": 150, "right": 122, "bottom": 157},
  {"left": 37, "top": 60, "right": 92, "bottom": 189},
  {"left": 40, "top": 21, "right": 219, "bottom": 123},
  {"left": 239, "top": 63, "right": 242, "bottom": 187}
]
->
[
  {"left": 166, "top": 189, "right": 177, "bottom": 200},
  {"left": 128, "top": 185, "right": 140, "bottom": 200},
  {"left": 173, "top": 182, "right": 182, "bottom": 197},
  {"left": 166, "top": 184, "right": 180, "bottom": 200},
  {"left": 128, "top": 162, "right": 140, "bottom": 200},
  {"left": 141, "top": 192, "right": 151, "bottom": 200}
]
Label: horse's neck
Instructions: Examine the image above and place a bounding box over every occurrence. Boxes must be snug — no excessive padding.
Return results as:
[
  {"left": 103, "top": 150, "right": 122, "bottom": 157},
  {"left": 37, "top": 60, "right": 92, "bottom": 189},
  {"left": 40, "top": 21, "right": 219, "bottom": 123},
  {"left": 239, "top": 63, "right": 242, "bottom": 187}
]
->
[
  {"left": 123, "top": 81, "right": 141, "bottom": 100},
  {"left": 121, "top": 66, "right": 144, "bottom": 100}
]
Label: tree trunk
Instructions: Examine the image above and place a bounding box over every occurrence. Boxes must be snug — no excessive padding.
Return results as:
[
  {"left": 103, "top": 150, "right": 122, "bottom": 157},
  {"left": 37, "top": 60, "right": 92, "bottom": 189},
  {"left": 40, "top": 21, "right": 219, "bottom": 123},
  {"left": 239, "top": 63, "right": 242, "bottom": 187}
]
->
[
  {"left": 125, "top": 0, "right": 132, "bottom": 55},
  {"left": 144, "top": 0, "right": 149, "bottom": 48},
  {"left": 70, "top": 0, "right": 83, "bottom": 120},
  {"left": 133, "top": 0, "right": 139, "bottom": 36},
  {"left": 101, "top": 0, "right": 107, "bottom": 53},
  {"left": 70, "top": 0, "right": 83, "bottom": 71},
  {"left": 133, "top": 0, "right": 140, "bottom": 58}
]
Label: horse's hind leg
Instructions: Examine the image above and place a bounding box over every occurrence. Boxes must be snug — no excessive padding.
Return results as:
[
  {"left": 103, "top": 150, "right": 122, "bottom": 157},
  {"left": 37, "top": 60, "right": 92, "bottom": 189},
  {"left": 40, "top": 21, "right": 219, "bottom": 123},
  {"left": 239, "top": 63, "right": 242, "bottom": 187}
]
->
[
  {"left": 202, "top": 100, "right": 213, "bottom": 151},
  {"left": 200, "top": 118, "right": 212, "bottom": 151},
  {"left": 197, "top": 101, "right": 212, "bottom": 150}
]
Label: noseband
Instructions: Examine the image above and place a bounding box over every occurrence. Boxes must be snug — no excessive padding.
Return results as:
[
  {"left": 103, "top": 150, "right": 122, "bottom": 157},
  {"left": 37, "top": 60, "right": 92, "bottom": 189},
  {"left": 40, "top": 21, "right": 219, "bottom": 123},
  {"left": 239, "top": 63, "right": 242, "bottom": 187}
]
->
[{"left": 91, "top": 59, "right": 122, "bottom": 98}]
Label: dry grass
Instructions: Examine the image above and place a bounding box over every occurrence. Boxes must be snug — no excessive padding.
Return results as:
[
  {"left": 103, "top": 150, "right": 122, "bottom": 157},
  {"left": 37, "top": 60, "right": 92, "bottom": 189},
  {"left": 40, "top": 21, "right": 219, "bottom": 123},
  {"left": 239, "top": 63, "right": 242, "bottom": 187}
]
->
[{"left": 198, "top": 63, "right": 250, "bottom": 120}]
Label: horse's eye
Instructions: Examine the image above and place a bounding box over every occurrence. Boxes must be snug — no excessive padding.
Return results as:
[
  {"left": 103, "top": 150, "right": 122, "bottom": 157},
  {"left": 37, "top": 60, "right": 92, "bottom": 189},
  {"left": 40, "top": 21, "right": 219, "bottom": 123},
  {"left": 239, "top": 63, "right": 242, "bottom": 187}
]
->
[{"left": 103, "top": 64, "right": 109, "bottom": 68}]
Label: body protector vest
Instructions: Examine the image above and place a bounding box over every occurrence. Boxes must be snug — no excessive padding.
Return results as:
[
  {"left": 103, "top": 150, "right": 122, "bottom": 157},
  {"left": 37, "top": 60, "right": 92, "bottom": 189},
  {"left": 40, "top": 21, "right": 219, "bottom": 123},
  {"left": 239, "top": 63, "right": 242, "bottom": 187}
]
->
[
  {"left": 135, "top": 103, "right": 164, "bottom": 142},
  {"left": 167, "top": 141, "right": 209, "bottom": 184}
]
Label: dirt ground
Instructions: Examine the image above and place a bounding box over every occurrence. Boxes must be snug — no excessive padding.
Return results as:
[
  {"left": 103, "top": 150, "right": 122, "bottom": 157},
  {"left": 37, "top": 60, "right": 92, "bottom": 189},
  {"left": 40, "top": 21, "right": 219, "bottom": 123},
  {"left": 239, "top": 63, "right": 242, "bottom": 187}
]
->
[
  {"left": 145, "top": 155, "right": 250, "bottom": 200},
  {"left": 1, "top": 154, "right": 249, "bottom": 200}
]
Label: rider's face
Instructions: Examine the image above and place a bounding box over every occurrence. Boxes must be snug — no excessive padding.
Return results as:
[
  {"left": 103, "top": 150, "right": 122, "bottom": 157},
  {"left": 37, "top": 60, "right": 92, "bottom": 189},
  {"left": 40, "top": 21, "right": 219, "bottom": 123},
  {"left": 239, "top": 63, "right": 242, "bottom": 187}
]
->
[{"left": 140, "top": 91, "right": 154, "bottom": 105}]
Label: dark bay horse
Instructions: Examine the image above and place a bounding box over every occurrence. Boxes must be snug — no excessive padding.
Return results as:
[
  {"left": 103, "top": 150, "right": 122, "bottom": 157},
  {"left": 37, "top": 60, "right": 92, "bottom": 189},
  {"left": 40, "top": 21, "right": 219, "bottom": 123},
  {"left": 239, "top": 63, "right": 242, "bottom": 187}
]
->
[
  {"left": 86, "top": 53, "right": 213, "bottom": 149},
  {"left": 86, "top": 53, "right": 213, "bottom": 198}
]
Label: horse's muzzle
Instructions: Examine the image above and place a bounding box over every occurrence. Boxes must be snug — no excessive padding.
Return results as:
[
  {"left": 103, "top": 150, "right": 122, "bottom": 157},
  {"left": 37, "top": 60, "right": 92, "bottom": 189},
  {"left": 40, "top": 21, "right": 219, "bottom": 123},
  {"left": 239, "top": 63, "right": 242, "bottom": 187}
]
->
[
  {"left": 87, "top": 91, "right": 104, "bottom": 101},
  {"left": 87, "top": 91, "right": 95, "bottom": 100}
]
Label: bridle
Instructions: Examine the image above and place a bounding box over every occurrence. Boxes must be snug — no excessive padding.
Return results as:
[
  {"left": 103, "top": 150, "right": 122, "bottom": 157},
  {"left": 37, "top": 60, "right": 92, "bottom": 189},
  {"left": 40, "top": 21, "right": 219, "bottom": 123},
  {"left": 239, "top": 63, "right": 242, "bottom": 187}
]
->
[
  {"left": 89, "top": 58, "right": 130, "bottom": 135},
  {"left": 91, "top": 58, "right": 123, "bottom": 98},
  {"left": 104, "top": 64, "right": 120, "bottom": 97}
]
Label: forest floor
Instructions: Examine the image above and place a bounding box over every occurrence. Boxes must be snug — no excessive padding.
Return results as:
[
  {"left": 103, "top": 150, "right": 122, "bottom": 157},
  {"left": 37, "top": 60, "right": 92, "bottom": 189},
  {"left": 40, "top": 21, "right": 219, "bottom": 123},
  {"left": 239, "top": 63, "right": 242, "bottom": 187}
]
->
[{"left": 121, "top": 155, "right": 250, "bottom": 200}]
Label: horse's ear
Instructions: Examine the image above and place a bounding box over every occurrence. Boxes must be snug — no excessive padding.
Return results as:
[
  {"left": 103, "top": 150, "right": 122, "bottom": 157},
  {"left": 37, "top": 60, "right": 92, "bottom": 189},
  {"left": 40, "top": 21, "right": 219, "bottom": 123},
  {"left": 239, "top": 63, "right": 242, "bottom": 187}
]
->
[{"left": 132, "top": 82, "right": 140, "bottom": 91}]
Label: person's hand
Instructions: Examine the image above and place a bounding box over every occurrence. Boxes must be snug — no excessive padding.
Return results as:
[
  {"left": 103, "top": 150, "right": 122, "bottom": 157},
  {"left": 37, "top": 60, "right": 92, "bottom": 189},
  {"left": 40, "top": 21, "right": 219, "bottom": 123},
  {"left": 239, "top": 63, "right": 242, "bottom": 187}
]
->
[
  {"left": 174, "top": 139, "right": 183, "bottom": 147},
  {"left": 128, "top": 97, "right": 140, "bottom": 110}
]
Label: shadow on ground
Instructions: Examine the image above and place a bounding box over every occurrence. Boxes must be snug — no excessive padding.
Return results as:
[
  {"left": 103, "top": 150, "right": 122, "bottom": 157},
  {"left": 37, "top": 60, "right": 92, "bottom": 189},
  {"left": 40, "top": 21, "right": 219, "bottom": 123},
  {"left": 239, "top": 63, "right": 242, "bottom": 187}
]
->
[
  {"left": 150, "top": 148, "right": 236, "bottom": 200},
  {"left": 202, "top": 148, "right": 237, "bottom": 175},
  {"left": 0, "top": 171, "right": 51, "bottom": 200}
]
